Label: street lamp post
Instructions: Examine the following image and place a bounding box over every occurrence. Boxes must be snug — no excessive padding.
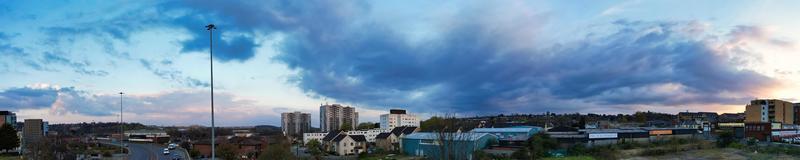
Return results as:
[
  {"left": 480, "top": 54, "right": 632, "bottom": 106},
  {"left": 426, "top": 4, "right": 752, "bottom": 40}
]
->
[
  {"left": 119, "top": 92, "right": 124, "bottom": 154},
  {"left": 205, "top": 23, "right": 217, "bottom": 160}
]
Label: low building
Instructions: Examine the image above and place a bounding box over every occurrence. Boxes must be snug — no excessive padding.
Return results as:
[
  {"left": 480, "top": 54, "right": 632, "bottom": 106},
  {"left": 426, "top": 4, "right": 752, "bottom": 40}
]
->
[
  {"left": 469, "top": 126, "right": 541, "bottom": 146},
  {"left": 584, "top": 129, "right": 649, "bottom": 146},
  {"left": 125, "top": 129, "right": 169, "bottom": 143},
  {"left": 303, "top": 132, "right": 328, "bottom": 145},
  {"left": 375, "top": 126, "right": 419, "bottom": 152},
  {"left": 719, "top": 113, "right": 745, "bottom": 123},
  {"left": 644, "top": 127, "right": 701, "bottom": 141},
  {"left": 546, "top": 126, "right": 584, "bottom": 144},
  {"left": 347, "top": 128, "right": 391, "bottom": 143},
  {"left": 717, "top": 123, "right": 745, "bottom": 138},
  {"left": 375, "top": 132, "right": 399, "bottom": 152},
  {"left": 401, "top": 132, "right": 498, "bottom": 160},
  {"left": 233, "top": 129, "right": 254, "bottom": 137},
  {"left": 192, "top": 136, "right": 270, "bottom": 159},
  {"left": 745, "top": 123, "right": 774, "bottom": 141}
]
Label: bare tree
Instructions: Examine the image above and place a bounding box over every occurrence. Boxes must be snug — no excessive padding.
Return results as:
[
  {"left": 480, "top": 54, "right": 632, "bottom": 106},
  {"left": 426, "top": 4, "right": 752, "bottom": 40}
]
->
[{"left": 432, "top": 114, "right": 475, "bottom": 160}]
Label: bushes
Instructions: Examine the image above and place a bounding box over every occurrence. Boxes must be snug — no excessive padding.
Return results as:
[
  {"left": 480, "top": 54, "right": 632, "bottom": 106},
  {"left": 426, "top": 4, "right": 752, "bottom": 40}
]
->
[{"left": 716, "top": 131, "right": 734, "bottom": 148}]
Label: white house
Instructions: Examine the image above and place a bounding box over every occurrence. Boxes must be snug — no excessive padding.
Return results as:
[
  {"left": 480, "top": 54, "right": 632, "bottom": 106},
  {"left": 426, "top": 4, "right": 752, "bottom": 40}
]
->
[
  {"left": 332, "top": 134, "right": 367, "bottom": 155},
  {"left": 303, "top": 132, "right": 328, "bottom": 145}
]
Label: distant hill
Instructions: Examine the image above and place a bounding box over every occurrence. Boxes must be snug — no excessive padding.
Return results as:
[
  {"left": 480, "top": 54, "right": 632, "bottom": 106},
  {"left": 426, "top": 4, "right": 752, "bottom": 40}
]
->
[{"left": 254, "top": 125, "right": 281, "bottom": 135}]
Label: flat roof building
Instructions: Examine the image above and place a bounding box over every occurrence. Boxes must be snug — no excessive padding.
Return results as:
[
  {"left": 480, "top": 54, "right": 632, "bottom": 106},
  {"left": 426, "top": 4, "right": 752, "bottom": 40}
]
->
[
  {"left": 380, "top": 109, "right": 419, "bottom": 129},
  {"left": 745, "top": 99, "right": 794, "bottom": 124}
]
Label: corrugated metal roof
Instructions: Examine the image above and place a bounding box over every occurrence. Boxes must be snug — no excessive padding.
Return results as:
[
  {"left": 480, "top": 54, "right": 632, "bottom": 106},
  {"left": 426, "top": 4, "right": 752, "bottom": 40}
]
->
[
  {"left": 470, "top": 127, "right": 541, "bottom": 133},
  {"left": 403, "top": 132, "right": 494, "bottom": 141}
]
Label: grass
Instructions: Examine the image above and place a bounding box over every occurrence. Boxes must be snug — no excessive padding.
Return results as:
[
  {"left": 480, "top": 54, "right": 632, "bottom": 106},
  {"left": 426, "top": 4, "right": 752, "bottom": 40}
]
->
[
  {"left": 624, "top": 148, "right": 799, "bottom": 160},
  {"left": 0, "top": 155, "right": 18, "bottom": 160}
]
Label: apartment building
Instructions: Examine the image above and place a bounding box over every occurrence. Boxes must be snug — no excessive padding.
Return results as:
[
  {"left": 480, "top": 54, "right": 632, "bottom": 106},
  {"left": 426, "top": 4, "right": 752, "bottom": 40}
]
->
[
  {"left": 745, "top": 99, "right": 794, "bottom": 124},
  {"left": 281, "top": 111, "right": 311, "bottom": 136},
  {"left": 380, "top": 109, "right": 419, "bottom": 129},
  {"left": 23, "top": 119, "right": 45, "bottom": 145},
  {"left": 320, "top": 104, "right": 358, "bottom": 132}
]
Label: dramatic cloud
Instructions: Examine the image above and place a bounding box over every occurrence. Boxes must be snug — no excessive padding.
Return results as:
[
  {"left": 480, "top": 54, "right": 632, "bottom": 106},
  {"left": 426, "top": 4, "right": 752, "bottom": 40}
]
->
[
  {"left": 0, "top": 84, "right": 280, "bottom": 126},
  {"left": 0, "top": 84, "right": 117, "bottom": 116},
  {"left": 0, "top": 85, "right": 59, "bottom": 110},
  {"left": 253, "top": 3, "right": 776, "bottom": 113},
  {"left": 2, "top": 1, "right": 792, "bottom": 121}
]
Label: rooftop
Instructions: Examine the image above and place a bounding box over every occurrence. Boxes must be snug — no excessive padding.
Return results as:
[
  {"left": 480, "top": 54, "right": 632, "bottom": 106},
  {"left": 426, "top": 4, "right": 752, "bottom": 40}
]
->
[
  {"left": 470, "top": 127, "right": 542, "bottom": 133},
  {"left": 403, "top": 132, "right": 495, "bottom": 141}
]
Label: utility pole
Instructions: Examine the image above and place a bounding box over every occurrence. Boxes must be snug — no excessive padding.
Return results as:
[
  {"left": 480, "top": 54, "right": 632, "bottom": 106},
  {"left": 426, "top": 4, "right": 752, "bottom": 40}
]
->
[
  {"left": 119, "top": 92, "right": 124, "bottom": 154},
  {"left": 206, "top": 23, "right": 217, "bottom": 160}
]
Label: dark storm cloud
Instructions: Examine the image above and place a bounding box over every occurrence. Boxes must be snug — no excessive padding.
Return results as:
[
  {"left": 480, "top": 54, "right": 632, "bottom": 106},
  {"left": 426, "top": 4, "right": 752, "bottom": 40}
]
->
[
  {"left": 161, "top": 0, "right": 365, "bottom": 62},
  {"left": 148, "top": 1, "right": 778, "bottom": 113},
  {"left": 0, "top": 87, "right": 58, "bottom": 109},
  {"left": 171, "top": 15, "right": 259, "bottom": 62}
]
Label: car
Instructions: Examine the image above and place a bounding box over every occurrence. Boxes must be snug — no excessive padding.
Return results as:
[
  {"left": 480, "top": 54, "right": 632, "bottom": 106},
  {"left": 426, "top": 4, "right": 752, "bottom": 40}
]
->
[
  {"left": 168, "top": 143, "right": 177, "bottom": 150},
  {"left": 163, "top": 148, "right": 170, "bottom": 155}
]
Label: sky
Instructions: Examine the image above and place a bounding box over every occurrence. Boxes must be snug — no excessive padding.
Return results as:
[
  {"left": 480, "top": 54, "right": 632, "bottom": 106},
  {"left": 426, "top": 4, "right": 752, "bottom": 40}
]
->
[{"left": 1, "top": 0, "right": 799, "bottom": 127}]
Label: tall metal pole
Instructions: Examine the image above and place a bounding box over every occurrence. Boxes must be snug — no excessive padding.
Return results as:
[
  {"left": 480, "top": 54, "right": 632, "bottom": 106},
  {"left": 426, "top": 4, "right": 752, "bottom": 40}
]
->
[
  {"left": 206, "top": 24, "right": 217, "bottom": 160},
  {"left": 119, "top": 92, "right": 124, "bottom": 154}
]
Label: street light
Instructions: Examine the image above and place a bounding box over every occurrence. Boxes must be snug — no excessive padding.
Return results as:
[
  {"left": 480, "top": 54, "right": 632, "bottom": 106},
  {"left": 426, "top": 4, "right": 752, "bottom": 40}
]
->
[
  {"left": 119, "top": 92, "right": 124, "bottom": 154},
  {"left": 205, "top": 23, "right": 217, "bottom": 160}
]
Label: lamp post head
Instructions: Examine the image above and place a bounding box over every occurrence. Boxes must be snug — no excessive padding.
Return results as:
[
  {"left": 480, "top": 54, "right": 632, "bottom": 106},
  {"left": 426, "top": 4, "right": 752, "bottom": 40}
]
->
[
  {"left": 206, "top": 24, "right": 216, "bottom": 30},
  {"left": 119, "top": 92, "right": 124, "bottom": 95}
]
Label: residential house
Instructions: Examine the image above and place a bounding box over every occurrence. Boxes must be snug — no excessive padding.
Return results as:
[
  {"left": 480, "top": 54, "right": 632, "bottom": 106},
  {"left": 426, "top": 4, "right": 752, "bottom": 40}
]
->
[
  {"left": 192, "top": 136, "right": 269, "bottom": 159},
  {"left": 331, "top": 134, "right": 368, "bottom": 155},
  {"left": 376, "top": 126, "right": 418, "bottom": 152}
]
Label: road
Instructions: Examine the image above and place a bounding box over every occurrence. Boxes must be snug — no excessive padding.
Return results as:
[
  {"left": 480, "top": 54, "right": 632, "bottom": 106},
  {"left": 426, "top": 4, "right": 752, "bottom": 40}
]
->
[{"left": 97, "top": 140, "right": 189, "bottom": 160}]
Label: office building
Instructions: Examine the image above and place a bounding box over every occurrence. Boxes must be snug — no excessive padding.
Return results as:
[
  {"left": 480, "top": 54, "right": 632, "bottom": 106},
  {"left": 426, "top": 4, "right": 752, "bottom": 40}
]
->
[
  {"left": 380, "top": 109, "right": 419, "bottom": 129},
  {"left": 320, "top": 104, "right": 358, "bottom": 132},
  {"left": 745, "top": 99, "right": 795, "bottom": 124},
  {"left": 23, "top": 119, "right": 45, "bottom": 145},
  {"left": 281, "top": 111, "right": 311, "bottom": 136},
  {"left": 0, "top": 111, "right": 16, "bottom": 126}
]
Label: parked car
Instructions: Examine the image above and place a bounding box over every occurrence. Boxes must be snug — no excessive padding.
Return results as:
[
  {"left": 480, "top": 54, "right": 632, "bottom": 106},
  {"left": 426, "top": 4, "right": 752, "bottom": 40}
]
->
[
  {"left": 163, "top": 148, "right": 170, "bottom": 155},
  {"left": 168, "top": 143, "right": 177, "bottom": 150}
]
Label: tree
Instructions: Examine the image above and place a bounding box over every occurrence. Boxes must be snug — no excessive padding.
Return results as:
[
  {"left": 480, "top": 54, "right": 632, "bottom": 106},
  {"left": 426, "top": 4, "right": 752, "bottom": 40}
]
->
[
  {"left": 216, "top": 143, "right": 238, "bottom": 160},
  {"left": 431, "top": 114, "right": 474, "bottom": 160},
  {"left": 0, "top": 123, "right": 20, "bottom": 152},
  {"left": 634, "top": 112, "right": 647, "bottom": 123},
  {"left": 357, "top": 122, "right": 377, "bottom": 130},
  {"left": 340, "top": 123, "right": 353, "bottom": 132},
  {"left": 516, "top": 133, "right": 558, "bottom": 159},
  {"left": 260, "top": 136, "right": 295, "bottom": 160},
  {"left": 25, "top": 138, "right": 54, "bottom": 160},
  {"left": 305, "top": 139, "right": 323, "bottom": 160},
  {"left": 717, "top": 131, "right": 735, "bottom": 148}
]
